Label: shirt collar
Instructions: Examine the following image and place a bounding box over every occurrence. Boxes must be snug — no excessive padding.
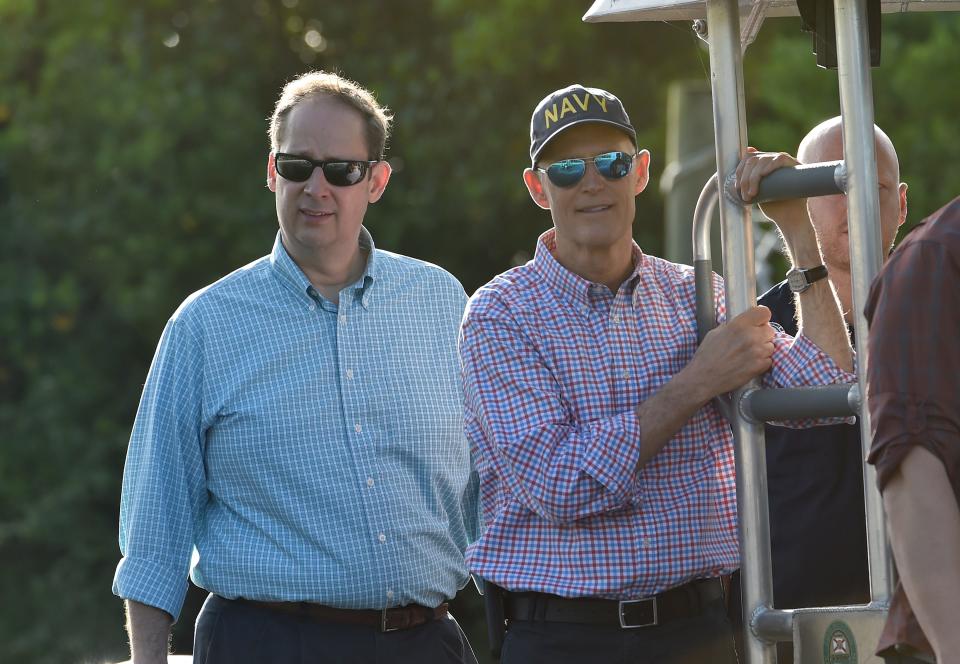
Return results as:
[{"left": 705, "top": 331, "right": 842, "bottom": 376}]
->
[
  {"left": 533, "top": 228, "right": 645, "bottom": 312},
  {"left": 269, "top": 226, "right": 379, "bottom": 307},
  {"left": 355, "top": 227, "right": 377, "bottom": 308}
]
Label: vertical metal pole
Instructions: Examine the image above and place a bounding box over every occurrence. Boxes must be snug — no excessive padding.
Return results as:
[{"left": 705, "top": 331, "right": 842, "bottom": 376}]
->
[
  {"left": 833, "top": 0, "right": 895, "bottom": 602},
  {"left": 705, "top": 1, "right": 774, "bottom": 662}
]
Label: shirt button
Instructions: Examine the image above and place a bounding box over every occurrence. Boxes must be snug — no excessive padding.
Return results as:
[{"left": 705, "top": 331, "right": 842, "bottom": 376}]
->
[
  {"left": 611, "top": 314, "right": 621, "bottom": 324},
  {"left": 354, "top": 423, "right": 362, "bottom": 433},
  {"left": 378, "top": 533, "right": 387, "bottom": 543},
  {"left": 386, "top": 590, "right": 394, "bottom": 599},
  {"left": 346, "top": 369, "right": 354, "bottom": 379},
  {"left": 308, "top": 303, "right": 316, "bottom": 311},
  {"left": 622, "top": 370, "right": 630, "bottom": 379},
  {"left": 366, "top": 478, "right": 375, "bottom": 487},
  {"left": 339, "top": 314, "right": 347, "bottom": 324}
]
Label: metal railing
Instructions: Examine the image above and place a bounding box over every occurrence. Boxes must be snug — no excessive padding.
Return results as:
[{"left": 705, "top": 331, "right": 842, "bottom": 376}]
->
[{"left": 699, "top": 2, "right": 892, "bottom": 660}]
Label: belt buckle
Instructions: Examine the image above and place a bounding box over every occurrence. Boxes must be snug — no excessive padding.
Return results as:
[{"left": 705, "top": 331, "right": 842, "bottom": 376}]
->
[
  {"left": 618, "top": 597, "right": 658, "bottom": 629},
  {"left": 380, "top": 608, "right": 400, "bottom": 633}
]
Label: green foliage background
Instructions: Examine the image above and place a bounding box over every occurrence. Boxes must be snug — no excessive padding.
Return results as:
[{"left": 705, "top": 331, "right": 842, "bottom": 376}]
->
[{"left": 0, "top": 1, "right": 957, "bottom": 662}]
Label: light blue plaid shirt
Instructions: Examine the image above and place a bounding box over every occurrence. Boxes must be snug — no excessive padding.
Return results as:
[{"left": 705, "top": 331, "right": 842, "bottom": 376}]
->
[{"left": 113, "top": 229, "right": 478, "bottom": 621}]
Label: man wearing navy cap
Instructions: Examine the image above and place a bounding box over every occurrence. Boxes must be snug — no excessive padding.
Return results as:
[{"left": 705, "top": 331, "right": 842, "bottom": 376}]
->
[{"left": 459, "top": 84, "right": 856, "bottom": 662}]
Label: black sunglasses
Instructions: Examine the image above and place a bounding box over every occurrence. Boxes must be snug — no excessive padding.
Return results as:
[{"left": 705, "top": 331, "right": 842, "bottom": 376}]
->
[
  {"left": 275, "top": 153, "right": 379, "bottom": 186},
  {"left": 535, "top": 151, "right": 637, "bottom": 188}
]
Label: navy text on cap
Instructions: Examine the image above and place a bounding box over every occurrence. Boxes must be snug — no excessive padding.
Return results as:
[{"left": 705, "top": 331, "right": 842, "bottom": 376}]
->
[{"left": 529, "top": 84, "right": 637, "bottom": 165}]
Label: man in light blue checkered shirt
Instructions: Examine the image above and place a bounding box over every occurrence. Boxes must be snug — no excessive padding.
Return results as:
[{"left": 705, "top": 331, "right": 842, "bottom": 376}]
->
[{"left": 113, "top": 71, "right": 480, "bottom": 664}]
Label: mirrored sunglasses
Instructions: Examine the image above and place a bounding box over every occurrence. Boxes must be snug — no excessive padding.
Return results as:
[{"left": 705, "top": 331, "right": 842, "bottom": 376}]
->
[
  {"left": 275, "top": 153, "right": 379, "bottom": 186},
  {"left": 536, "top": 151, "right": 637, "bottom": 188}
]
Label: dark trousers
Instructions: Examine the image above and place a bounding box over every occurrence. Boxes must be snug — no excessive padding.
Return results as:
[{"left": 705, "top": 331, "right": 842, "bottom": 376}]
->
[
  {"left": 193, "top": 594, "right": 478, "bottom": 664},
  {"left": 500, "top": 597, "right": 739, "bottom": 664}
]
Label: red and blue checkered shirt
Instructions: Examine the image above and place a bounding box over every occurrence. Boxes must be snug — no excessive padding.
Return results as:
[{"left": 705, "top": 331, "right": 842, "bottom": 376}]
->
[{"left": 460, "top": 229, "right": 854, "bottom": 599}]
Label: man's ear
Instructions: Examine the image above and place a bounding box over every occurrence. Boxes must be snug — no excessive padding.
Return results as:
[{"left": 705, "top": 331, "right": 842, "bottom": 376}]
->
[
  {"left": 267, "top": 152, "right": 278, "bottom": 192},
  {"left": 898, "top": 181, "right": 908, "bottom": 228},
  {"left": 634, "top": 149, "right": 651, "bottom": 196},
  {"left": 523, "top": 168, "right": 550, "bottom": 210},
  {"left": 367, "top": 160, "right": 392, "bottom": 204}
]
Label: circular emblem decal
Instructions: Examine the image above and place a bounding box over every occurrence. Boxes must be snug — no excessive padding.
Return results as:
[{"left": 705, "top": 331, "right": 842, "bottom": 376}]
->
[{"left": 822, "top": 620, "right": 858, "bottom": 663}]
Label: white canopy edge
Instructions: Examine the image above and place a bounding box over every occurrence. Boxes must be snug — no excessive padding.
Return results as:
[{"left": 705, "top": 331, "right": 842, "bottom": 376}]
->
[{"left": 584, "top": 0, "right": 960, "bottom": 22}]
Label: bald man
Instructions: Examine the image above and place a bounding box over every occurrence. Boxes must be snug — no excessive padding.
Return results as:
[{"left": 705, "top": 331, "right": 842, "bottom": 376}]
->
[
  {"left": 736, "top": 118, "right": 907, "bottom": 663},
  {"left": 797, "top": 118, "right": 908, "bottom": 324}
]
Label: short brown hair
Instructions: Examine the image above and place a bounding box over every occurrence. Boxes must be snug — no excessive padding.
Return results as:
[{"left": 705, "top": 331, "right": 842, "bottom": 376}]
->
[{"left": 268, "top": 71, "right": 393, "bottom": 159}]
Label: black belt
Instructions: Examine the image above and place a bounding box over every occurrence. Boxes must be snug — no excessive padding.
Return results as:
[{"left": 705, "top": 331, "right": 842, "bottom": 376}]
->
[
  {"left": 504, "top": 577, "right": 727, "bottom": 629},
  {"left": 234, "top": 597, "right": 448, "bottom": 633}
]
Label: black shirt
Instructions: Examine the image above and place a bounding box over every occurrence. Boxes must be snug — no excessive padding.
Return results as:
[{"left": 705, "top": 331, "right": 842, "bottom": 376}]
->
[{"left": 759, "top": 280, "right": 870, "bottom": 609}]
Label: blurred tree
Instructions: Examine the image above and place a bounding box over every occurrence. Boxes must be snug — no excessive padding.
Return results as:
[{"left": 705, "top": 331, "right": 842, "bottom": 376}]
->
[
  {"left": 0, "top": 1, "right": 958, "bottom": 662},
  {"left": 746, "top": 15, "right": 960, "bottom": 230},
  {"left": 0, "top": 2, "right": 287, "bottom": 661}
]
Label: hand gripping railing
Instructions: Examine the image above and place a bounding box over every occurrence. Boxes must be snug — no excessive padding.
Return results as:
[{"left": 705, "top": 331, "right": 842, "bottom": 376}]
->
[
  {"left": 693, "top": 161, "right": 846, "bottom": 345},
  {"left": 693, "top": 163, "right": 861, "bottom": 422},
  {"left": 728, "top": 160, "right": 846, "bottom": 204}
]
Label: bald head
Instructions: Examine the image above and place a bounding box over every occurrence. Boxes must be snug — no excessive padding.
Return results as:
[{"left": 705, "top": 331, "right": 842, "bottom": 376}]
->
[
  {"left": 797, "top": 116, "right": 907, "bottom": 294},
  {"left": 798, "top": 116, "right": 900, "bottom": 183}
]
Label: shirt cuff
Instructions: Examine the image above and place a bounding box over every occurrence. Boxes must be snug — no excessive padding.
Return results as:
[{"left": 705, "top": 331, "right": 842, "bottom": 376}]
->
[
  {"left": 792, "top": 333, "right": 857, "bottom": 384},
  {"left": 868, "top": 392, "right": 960, "bottom": 493},
  {"left": 112, "top": 556, "right": 190, "bottom": 623},
  {"left": 579, "top": 409, "right": 643, "bottom": 498}
]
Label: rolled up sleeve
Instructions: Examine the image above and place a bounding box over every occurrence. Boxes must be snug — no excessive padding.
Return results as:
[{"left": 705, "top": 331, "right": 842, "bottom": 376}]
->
[
  {"left": 112, "top": 315, "right": 208, "bottom": 621},
  {"left": 866, "top": 237, "right": 960, "bottom": 492}
]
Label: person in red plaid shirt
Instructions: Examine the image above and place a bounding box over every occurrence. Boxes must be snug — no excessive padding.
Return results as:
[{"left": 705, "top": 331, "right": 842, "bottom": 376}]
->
[{"left": 458, "top": 84, "right": 855, "bottom": 663}]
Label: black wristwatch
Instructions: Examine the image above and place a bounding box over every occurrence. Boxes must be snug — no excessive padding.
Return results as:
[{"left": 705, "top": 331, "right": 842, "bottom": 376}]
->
[{"left": 786, "top": 265, "right": 828, "bottom": 293}]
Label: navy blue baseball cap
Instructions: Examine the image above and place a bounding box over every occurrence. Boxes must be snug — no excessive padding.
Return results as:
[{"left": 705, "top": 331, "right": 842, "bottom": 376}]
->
[{"left": 529, "top": 84, "right": 637, "bottom": 165}]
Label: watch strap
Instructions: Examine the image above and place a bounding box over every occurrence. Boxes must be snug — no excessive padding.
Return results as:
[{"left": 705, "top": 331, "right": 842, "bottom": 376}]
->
[{"left": 787, "top": 265, "right": 828, "bottom": 293}]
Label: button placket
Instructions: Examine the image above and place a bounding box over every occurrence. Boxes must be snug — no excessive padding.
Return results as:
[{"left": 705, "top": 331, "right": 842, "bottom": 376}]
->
[{"left": 335, "top": 297, "right": 391, "bottom": 589}]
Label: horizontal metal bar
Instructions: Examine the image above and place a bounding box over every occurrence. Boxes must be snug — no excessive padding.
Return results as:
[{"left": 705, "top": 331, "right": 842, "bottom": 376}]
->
[
  {"left": 726, "top": 160, "right": 845, "bottom": 205},
  {"left": 752, "top": 602, "right": 890, "bottom": 641},
  {"left": 740, "top": 384, "right": 857, "bottom": 422},
  {"left": 752, "top": 607, "right": 794, "bottom": 642}
]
